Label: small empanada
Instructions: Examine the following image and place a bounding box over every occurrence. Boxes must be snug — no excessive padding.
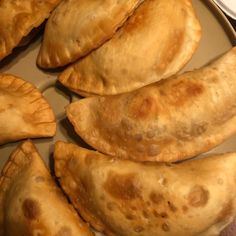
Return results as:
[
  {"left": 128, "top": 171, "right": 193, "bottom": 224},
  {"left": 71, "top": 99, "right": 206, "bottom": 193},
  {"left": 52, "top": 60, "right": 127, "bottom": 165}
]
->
[
  {"left": 37, "top": 0, "right": 144, "bottom": 68},
  {"left": 66, "top": 47, "right": 236, "bottom": 162},
  {"left": 0, "top": 74, "right": 56, "bottom": 145},
  {"left": 59, "top": 0, "right": 201, "bottom": 96},
  {"left": 0, "top": 140, "right": 93, "bottom": 236},
  {"left": 0, "top": 0, "right": 61, "bottom": 61},
  {"left": 54, "top": 141, "right": 236, "bottom": 236}
]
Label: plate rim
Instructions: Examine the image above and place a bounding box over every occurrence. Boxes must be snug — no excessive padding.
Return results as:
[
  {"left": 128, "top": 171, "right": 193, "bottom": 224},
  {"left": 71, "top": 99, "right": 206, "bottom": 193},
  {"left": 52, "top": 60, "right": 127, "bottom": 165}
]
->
[{"left": 203, "top": 0, "right": 236, "bottom": 44}]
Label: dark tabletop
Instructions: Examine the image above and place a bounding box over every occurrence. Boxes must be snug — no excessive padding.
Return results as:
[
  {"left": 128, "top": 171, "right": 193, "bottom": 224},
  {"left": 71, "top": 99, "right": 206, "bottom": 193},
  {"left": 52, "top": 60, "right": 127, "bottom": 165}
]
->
[
  {"left": 228, "top": 18, "right": 236, "bottom": 30},
  {"left": 226, "top": 15, "right": 236, "bottom": 31}
]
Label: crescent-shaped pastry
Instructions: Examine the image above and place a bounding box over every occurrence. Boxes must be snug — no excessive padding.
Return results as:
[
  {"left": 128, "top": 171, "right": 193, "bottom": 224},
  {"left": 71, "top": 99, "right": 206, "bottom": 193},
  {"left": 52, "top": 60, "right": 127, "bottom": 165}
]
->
[
  {"left": 37, "top": 0, "right": 144, "bottom": 68},
  {"left": 0, "top": 0, "right": 61, "bottom": 61},
  {"left": 0, "top": 74, "right": 56, "bottom": 145},
  {"left": 0, "top": 140, "right": 93, "bottom": 236},
  {"left": 66, "top": 47, "right": 236, "bottom": 162},
  {"left": 58, "top": 0, "right": 201, "bottom": 96},
  {"left": 54, "top": 141, "right": 236, "bottom": 236}
]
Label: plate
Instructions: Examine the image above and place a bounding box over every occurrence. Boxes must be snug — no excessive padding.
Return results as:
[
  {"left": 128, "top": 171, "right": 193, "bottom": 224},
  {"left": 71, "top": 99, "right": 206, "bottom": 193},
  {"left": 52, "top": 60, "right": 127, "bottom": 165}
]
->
[
  {"left": 213, "top": 0, "right": 236, "bottom": 20},
  {"left": 0, "top": 0, "right": 236, "bottom": 235}
]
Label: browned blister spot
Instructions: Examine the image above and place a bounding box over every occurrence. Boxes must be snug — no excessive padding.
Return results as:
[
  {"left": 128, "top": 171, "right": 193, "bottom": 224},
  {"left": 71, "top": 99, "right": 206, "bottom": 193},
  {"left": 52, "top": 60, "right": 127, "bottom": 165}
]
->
[
  {"left": 129, "top": 94, "right": 158, "bottom": 120},
  {"left": 142, "top": 210, "right": 149, "bottom": 219},
  {"left": 122, "top": 0, "right": 151, "bottom": 35},
  {"left": 99, "top": 98, "right": 121, "bottom": 124},
  {"left": 217, "top": 178, "right": 224, "bottom": 185},
  {"left": 22, "top": 199, "right": 40, "bottom": 220},
  {"left": 167, "top": 80, "right": 204, "bottom": 107},
  {"left": 176, "top": 122, "right": 207, "bottom": 141},
  {"left": 148, "top": 144, "right": 160, "bottom": 156},
  {"left": 121, "top": 118, "right": 134, "bottom": 131},
  {"left": 162, "top": 178, "right": 168, "bottom": 186},
  {"left": 188, "top": 185, "right": 209, "bottom": 207},
  {"left": 0, "top": 103, "right": 14, "bottom": 113},
  {"left": 104, "top": 172, "right": 141, "bottom": 200},
  {"left": 126, "top": 214, "right": 136, "bottom": 220},
  {"left": 182, "top": 205, "right": 189, "bottom": 213},
  {"left": 157, "top": 29, "right": 185, "bottom": 73},
  {"left": 168, "top": 201, "right": 178, "bottom": 212},
  {"left": 152, "top": 210, "right": 168, "bottom": 219},
  {"left": 191, "top": 123, "right": 208, "bottom": 137},
  {"left": 186, "top": 82, "right": 204, "bottom": 96},
  {"left": 150, "top": 192, "right": 164, "bottom": 204},
  {"left": 215, "top": 200, "right": 233, "bottom": 224},
  {"left": 55, "top": 226, "right": 72, "bottom": 236},
  {"left": 131, "top": 206, "right": 137, "bottom": 211},
  {"left": 162, "top": 223, "right": 170, "bottom": 232},
  {"left": 160, "top": 212, "right": 169, "bottom": 218},
  {"left": 35, "top": 176, "right": 45, "bottom": 183},
  {"left": 134, "top": 226, "right": 144, "bottom": 233},
  {"left": 153, "top": 210, "right": 160, "bottom": 218}
]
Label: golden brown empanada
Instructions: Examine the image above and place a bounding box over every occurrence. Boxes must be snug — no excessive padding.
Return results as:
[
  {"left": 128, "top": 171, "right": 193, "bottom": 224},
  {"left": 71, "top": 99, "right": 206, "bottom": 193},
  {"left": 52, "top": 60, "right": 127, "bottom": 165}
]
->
[
  {"left": 54, "top": 141, "right": 236, "bottom": 236},
  {"left": 37, "top": 0, "right": 144, "bottom": 68},
  {"left": 0, "top": 74, "right": 56, "bottom": 145},
  {"left": 0, "top": 140, "right": 93, "bottom": 236},
  {"left": 58, "top": 0, "right": 201, "bottom": 96},
  {"left": 66, "top": 47, "right": 236, "bottom": 162},
  {"left": 0, "top": 0, "right": 61, "bottom": 61}
]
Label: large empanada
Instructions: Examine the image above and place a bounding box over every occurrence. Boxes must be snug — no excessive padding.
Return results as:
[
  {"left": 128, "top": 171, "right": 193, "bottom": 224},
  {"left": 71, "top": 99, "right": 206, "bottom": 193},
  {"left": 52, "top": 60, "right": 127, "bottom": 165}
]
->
[
  {"left": 54, "top": 141, "right": 236, "bottom": 236},
  {"left": 0, "top": 0, "right": 61, "bottom": 61},
  {"left": 0, "top": 140, "right": 93, "bottom": 236},
  {"left": 58, "top": 0, "right": 201, "bottom": 96},
  {"left": 37, "top": 0, "right": 144, "bottom": 68},
  {"left": 66, "top": 47, "right": 236, "bottom": 162},
  {"left": 0, "top": 74, "right": 56, "bottom": 145}
]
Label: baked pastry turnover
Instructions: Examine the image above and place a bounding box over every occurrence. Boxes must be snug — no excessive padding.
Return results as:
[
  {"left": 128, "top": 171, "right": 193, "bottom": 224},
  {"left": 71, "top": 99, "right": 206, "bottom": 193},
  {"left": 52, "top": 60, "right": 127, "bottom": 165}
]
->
[
  {"left": 54, "top": 141, "right": 236, "bottom": 236},
  {"left": 59, "top": 0, "right": 201, "bottom": 95},
  {"left": 0, "top": 0, "right": 61, "bottom": 61},
  {"left": 0, "top": 74, "right": 56, "bottom": 145},
  {"left": 37, "top": 0, "right": 144, "bottom": 68},
  {"left": 0, "top": 140, "right": 93, "bottom": 236},
  {"left": 66, "top": 47, "right": 236, "bottom": 162}
]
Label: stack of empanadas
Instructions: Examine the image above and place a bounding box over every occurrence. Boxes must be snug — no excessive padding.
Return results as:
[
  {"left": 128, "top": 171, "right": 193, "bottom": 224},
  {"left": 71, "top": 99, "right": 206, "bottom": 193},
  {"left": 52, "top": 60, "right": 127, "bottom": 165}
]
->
[
  {"left": 66, "top": 47, "right": 236, "bottom": 162},
  {"left": 1, "top": 0, "right": 236, "bottom": 235},
  {"left": 0, "top": 0, "right": 62, "bottom": 61},
  {"left": 36, "top": 0, "right": 201, "bottom": 95},
  {"left": 37, "top": 0, "right": 145, "bottom": 68},
  {"left": 0, "top": 140, "right": 93, "bottom": 236},
  {"left": 60, "top": 46, "right": 236, "bottom": 236}
]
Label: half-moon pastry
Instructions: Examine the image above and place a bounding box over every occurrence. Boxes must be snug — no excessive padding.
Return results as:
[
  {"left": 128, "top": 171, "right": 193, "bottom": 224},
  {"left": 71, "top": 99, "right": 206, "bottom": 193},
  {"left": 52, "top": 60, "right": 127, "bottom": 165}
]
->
[
  {"left": 54, "top": 141, "right": 236, "bottom": 236},
  {"left": 37, "top": 0, "right": 144, "bottom": 68},
  {"left": 0, "top": 140, "right": 93, "bottom": 236},
  {"left": 0, "top": 74, "right": 56, "bottom": 145},
  {"left": 66, "top": 47, "right": 236, "bottom": 162},
  {"left": 58, "top": 0, "right": 201, "bottom": 96},
  {"left": 0, "top": 0, "right": 61, "bottom": 61}
]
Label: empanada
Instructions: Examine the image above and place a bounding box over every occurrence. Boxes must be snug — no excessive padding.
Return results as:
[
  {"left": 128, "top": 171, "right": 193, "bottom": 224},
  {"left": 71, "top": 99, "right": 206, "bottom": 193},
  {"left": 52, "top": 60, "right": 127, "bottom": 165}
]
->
[
  {"left": 66, "top": 47, "right": 236, "bottom": 162},
  {"left": 58, "top": 0, "right": 201, "bottom": 96},
  {"left": 37, "top": 0, "right": 144, "bottom": 68},
  {"left": 0, "top": 0, "right": 61, "bottom": 61},
  {"left": 0, "top": 140, "right": 93, "bottom": 236},
  {"left": 0, "top": 74, "right": 56, "bottom": 145},
  {"left": 54, "top": 141, "right": 236, "bottom": 236}
]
